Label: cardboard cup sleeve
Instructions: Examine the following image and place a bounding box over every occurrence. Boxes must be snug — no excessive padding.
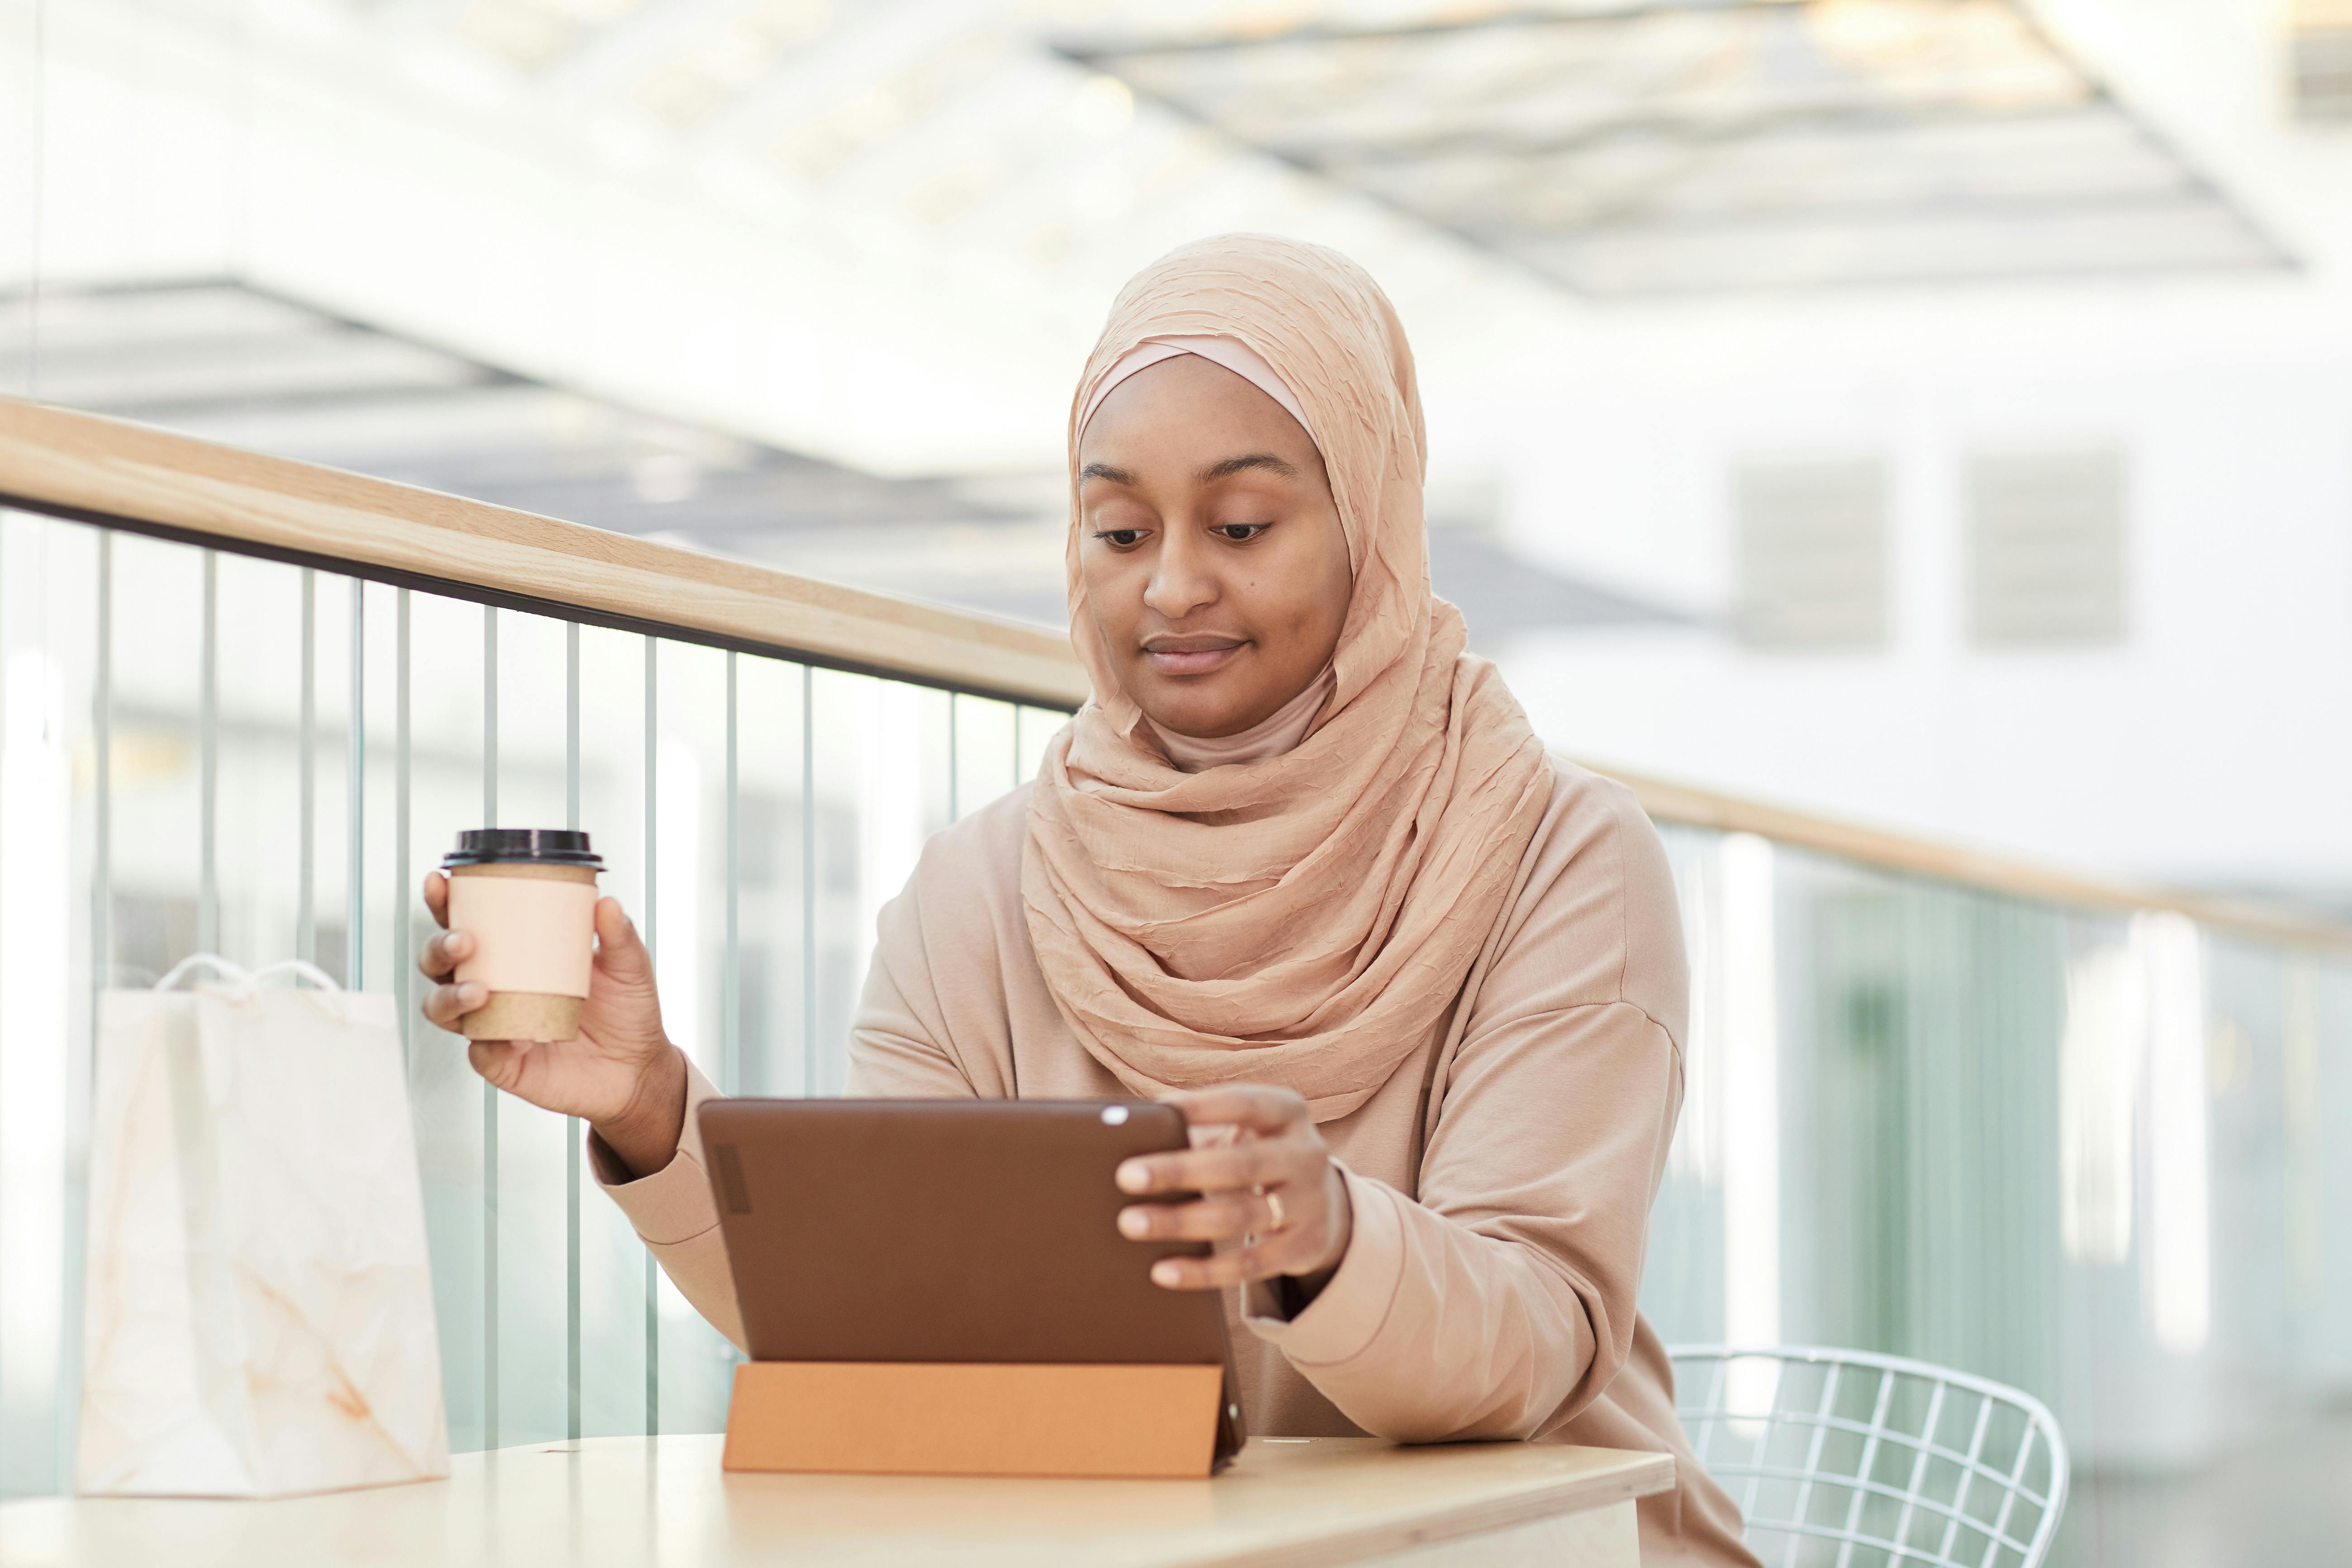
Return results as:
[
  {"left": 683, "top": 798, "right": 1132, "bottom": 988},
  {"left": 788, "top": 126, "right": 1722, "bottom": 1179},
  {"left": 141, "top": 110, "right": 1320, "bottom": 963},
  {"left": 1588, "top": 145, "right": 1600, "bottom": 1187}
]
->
[{"left": 449, "top": 867, "right": 598, "bottom": 1041}]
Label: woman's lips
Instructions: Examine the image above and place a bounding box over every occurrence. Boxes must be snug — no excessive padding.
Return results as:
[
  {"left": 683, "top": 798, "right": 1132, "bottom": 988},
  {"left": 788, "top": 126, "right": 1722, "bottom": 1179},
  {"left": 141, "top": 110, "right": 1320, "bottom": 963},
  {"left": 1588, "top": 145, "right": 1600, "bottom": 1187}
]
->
[{"left": 1143, "top": 639, "right": 1244, "bottom": 677}]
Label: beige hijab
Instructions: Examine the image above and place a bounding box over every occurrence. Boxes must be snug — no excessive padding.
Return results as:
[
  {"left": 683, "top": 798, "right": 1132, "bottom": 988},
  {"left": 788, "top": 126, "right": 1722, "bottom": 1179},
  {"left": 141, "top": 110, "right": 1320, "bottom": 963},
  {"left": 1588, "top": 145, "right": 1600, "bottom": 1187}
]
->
[{"left": 1022, "top": 234, "right": 1554, "bottom": 1122}]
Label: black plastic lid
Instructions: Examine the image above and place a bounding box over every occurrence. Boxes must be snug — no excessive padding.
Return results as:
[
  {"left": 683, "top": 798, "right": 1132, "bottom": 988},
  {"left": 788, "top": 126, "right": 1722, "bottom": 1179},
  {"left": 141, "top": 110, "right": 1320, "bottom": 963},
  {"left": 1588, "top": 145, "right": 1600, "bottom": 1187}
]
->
[{"left": 443, "top": 828, "right": 603, "bottom": 869}]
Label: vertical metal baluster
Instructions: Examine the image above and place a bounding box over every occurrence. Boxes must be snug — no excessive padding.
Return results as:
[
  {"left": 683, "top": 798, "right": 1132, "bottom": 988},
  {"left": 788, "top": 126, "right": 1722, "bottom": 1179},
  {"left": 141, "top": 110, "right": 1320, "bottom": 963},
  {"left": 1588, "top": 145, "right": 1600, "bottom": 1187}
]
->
[
  {"left": 60, "top": 525, "right": 113, "bottom": 1473},
  {"left": 0, "top": 518, "right": 5, "bottom": 1470},
  {"left": 346, "top": 579, "right": 364, "bottom": 990},
  {"left": 0, "top": 515, "right": 8, "bottom": 1457},
  {"left": 298, "top": 570, "right": 314, "bottom": 966},
  {"left": 394, "top": 591, "right": 410, "bottom": 1067},
  {"left": 481, "top": 606, "right": 498, "bottom": 1452},
  {"left": 800, "top": 663, "right": 814, "bottom": 1099},
  {"left": 724, "top": 652, "right": 739, "bottom": 1096},
  {"left": 0, "top": 514, "right": 6, "bottom": 1466},
  {"left": 642, "top": 636, "right": 659, "bottom": 1435},
  {"left": 565, "top": 622, "right": 581, "bottom": 1445},
  {"left": 484, "top": 607, "right": 499, "bottom": 825},
  {"left": 198, "top": 552, "right": 218, "bottom": 955},
  {"left": 91, "top": 535, "right": 110, "bottom": 990}
]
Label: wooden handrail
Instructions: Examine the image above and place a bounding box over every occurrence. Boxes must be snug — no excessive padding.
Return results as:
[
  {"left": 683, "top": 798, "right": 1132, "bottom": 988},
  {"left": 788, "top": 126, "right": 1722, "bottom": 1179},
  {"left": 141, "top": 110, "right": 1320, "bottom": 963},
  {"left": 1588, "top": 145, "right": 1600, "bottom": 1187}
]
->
[
  {"left": 5, "top": 395, "right": 2346, "bottom": 957},
  {"left": 0, "top": 397, "right": 1091, "bottom": 709},
  {"left": 1598, "top": 761, "right": 2352, "bottom": 958}
]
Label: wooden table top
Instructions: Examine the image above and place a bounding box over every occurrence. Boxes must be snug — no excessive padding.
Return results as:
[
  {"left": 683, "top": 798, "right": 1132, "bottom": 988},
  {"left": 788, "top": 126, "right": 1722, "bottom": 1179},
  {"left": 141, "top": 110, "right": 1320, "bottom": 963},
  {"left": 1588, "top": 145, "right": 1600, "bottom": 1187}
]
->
[{"left": 0, "top": 1435, "right": 1674, "bottom": 1568}]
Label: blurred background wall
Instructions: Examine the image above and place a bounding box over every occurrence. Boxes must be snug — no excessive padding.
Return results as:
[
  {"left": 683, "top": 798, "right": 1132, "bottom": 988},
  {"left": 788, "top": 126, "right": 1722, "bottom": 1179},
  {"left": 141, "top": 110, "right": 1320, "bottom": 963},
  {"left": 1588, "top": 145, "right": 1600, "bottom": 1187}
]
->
[{"left": 3, "top": 2, "right": 2350, "bottom": 1564}]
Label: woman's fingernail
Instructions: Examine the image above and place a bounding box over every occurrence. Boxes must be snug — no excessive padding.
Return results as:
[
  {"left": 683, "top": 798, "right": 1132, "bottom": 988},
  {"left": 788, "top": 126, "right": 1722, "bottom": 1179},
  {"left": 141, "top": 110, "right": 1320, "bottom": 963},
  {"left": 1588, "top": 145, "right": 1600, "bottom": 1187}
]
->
[
  {"left": 1117, "top": 1208, "right": 1148, "bottom": 1238},
  {"left": 1151, "top": 1261, "right": 1180, "bottom": 1287},
  {"left": 1116, "top": 1162, "right": 1148, "bottom": 1193}
]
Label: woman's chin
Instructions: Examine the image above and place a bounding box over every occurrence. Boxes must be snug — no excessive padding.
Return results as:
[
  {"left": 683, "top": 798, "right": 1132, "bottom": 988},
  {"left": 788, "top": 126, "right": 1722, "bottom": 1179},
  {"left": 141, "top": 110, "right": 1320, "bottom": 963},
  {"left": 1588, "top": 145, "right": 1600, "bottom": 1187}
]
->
[
  {"left": 1139, "top": 689, "right": 1254, "bottom": 741},
  {"left": 1127, "top": 669, "right": 1247, "bottom": 738}
]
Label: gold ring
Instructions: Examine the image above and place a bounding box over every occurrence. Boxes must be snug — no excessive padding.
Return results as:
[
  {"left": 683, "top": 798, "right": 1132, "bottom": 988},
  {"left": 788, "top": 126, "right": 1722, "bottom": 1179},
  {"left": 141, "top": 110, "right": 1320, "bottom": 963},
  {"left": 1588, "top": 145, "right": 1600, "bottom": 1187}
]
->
[{"left": 1264, "top": 1189, "right": 1287, "bottom": 1233}]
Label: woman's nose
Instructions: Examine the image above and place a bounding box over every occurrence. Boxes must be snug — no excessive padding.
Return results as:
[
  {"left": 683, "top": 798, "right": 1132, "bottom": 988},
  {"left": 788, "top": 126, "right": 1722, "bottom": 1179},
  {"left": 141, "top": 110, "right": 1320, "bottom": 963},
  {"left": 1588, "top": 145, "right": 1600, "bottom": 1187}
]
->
[{"left": 1143, "top": 536, "right": 1218, "bottom": 620}]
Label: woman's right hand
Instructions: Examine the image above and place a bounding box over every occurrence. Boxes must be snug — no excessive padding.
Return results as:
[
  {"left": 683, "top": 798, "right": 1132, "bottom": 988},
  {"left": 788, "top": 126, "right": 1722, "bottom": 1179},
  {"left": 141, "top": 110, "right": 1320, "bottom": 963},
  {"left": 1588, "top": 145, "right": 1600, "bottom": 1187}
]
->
[{"left": 418, "top": 872, "right": 687, "bottom": 1179}]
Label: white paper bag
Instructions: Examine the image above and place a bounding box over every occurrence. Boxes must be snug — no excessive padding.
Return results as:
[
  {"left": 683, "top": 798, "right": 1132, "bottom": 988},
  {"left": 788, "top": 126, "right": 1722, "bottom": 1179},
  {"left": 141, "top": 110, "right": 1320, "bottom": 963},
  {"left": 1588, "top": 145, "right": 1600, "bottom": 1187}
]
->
[{"left": 76, "top": 957, "right": 450, "bottom": 1497}]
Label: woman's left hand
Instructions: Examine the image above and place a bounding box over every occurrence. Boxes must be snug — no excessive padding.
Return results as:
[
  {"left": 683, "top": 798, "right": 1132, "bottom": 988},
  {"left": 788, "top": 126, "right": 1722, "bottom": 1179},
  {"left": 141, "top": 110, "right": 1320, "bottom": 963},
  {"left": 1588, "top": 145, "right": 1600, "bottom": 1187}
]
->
[{"left": 1115, "top": 1085, "right": 1353, "bottom": 1290}]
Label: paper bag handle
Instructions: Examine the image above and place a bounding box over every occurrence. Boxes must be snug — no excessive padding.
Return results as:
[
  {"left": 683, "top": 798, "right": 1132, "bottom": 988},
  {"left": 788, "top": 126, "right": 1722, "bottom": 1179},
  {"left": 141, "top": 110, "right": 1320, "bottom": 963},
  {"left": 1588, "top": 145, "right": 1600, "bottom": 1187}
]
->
[{"left": 153, "top": 955, "right": 346, "bottom": 995}]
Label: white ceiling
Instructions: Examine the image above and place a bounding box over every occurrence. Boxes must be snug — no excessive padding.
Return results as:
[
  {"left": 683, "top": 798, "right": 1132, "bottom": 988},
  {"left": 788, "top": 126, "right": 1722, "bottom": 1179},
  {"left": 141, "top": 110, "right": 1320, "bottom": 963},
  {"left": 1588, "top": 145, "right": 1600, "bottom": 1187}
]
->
[
  {"left": 5, "top": 0, "right": 2349, "bottom": 479},
  {"left": 1077, "top": 0, "right": 2293, "bottom": 294}
]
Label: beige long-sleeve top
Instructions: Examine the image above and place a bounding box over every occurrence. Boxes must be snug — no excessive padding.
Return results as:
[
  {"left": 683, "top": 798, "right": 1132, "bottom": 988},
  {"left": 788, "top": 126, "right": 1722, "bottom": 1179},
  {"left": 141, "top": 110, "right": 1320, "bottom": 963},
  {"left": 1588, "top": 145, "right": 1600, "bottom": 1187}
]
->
[{"left": 596, "top": 759, "right": 1758, "bottom": 1567}]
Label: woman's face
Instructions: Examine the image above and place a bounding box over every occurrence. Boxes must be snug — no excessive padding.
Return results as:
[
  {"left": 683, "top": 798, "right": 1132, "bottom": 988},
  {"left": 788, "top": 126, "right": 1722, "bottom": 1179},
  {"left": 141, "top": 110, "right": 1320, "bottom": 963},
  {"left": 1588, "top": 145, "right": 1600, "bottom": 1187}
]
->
[{"left": 1076, "top": 354, "right": 1352, "bottom": 739}]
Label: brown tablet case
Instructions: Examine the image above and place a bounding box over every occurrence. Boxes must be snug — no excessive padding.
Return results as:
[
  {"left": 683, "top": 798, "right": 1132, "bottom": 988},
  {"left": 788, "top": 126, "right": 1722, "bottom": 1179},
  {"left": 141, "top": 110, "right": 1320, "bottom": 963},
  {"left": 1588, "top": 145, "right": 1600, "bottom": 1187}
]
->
[{"left": 699, "top": 1098, "right": 1245, "bottom": 1479}]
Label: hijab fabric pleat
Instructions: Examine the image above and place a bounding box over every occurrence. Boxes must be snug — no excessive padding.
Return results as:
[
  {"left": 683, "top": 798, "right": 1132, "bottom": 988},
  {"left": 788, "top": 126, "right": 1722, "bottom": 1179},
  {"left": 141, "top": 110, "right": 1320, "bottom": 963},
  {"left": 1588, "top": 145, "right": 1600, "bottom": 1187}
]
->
[{"left": 1022, "top": 235, "right": 1554, "bottom": 1122}]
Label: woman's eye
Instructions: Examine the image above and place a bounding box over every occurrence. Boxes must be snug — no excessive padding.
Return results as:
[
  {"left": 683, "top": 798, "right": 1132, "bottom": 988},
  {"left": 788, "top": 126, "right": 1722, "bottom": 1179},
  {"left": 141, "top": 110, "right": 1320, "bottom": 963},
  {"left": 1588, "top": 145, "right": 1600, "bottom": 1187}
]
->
[
  {"left": 1093, "top": 528, "right": 1147, "bottom": 549},
  {"left": 1212, "top": 523, "right": 1271, "bottom": 543}
]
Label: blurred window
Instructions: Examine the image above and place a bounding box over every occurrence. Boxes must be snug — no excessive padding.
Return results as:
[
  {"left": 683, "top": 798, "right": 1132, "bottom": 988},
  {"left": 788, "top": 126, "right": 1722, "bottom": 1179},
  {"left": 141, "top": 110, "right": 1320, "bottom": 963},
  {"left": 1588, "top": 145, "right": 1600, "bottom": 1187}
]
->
[
  {"left": 1966, "top": 449, "right": 2127, "bottom": 648},
  {"left": 1733, "top": 459, "right": 1889, "bottom": 652},
  {"left": 2291, "top": 0, "right": 2352, "bottom": 120}
]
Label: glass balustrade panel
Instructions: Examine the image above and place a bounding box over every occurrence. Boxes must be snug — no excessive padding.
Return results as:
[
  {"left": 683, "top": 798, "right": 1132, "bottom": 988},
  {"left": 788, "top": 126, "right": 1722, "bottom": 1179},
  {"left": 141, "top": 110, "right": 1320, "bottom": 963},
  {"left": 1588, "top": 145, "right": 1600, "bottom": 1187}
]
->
[{"left": 0, "top": 505, "right": 2347, "bottom": 1512}]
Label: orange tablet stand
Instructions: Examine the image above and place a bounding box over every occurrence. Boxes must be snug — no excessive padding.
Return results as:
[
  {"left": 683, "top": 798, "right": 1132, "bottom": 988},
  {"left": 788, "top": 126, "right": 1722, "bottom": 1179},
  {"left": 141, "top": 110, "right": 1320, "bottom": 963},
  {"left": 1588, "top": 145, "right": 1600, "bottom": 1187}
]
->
[{"left": 721, "top": 1361, "right": 1228, "bottom": 1479}]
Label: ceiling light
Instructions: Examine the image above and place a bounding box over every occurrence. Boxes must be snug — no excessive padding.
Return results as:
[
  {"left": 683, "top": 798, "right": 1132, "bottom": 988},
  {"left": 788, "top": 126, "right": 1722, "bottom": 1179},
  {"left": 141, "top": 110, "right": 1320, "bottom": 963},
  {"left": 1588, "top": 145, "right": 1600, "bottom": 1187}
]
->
[{"left": 1065, "top": 74, "right": 1135, "bottom": 138}]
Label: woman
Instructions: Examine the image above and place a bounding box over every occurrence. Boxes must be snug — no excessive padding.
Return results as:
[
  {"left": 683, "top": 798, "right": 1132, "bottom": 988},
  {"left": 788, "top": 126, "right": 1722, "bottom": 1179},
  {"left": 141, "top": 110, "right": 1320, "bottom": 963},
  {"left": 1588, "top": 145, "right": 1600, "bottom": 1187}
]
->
[{"left": 422, "top": 235, "right": 1757, "bottom": 1566}]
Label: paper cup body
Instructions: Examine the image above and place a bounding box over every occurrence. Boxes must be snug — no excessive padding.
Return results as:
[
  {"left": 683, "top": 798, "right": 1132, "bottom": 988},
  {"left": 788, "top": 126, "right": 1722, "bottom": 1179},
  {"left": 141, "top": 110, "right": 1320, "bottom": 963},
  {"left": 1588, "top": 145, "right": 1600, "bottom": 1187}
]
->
[{"left": 449, "top": 863, "right": 599, "bottom": 1041}]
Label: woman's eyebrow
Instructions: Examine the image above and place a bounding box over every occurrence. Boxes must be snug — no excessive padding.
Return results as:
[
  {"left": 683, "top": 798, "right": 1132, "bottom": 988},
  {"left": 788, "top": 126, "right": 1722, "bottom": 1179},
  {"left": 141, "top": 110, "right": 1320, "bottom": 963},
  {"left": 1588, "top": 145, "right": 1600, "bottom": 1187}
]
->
[
  {"left": 1079, "top": 461, "right": 1138, "bottom": 485},
  {"left": 1199, "top": 453, "right": 1300, "bottom": 483}
]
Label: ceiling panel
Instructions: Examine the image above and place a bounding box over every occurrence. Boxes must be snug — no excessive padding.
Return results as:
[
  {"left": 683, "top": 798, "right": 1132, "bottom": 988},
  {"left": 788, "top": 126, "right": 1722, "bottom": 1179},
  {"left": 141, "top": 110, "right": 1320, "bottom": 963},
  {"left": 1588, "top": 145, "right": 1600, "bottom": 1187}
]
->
[{"left": 1069, "top": 0, "right": 2292, "bottom": 294}]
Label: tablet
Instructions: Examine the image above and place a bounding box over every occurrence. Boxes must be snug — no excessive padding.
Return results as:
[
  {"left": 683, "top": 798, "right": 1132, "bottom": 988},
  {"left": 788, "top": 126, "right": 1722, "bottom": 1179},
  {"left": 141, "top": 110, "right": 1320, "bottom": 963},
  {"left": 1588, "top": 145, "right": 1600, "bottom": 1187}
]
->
[{"left": 698, "top": 1097, "right": 1243, "bottom": 1449}]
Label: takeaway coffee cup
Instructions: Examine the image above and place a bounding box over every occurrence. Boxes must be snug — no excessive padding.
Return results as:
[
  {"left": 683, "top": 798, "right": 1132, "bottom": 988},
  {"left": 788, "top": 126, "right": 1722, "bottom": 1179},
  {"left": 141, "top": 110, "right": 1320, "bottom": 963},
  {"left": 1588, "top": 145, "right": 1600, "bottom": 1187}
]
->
[{"left": 442, "top": 829, "right": 604, "bottom": 1042}]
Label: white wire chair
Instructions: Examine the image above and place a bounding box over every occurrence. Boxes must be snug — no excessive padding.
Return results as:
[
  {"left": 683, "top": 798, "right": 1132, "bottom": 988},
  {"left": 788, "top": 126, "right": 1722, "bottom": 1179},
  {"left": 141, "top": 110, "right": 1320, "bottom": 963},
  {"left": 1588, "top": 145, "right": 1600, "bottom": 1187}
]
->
[{"left": 1667, "top": 1345, "right": 2068, "bottom": 1568}]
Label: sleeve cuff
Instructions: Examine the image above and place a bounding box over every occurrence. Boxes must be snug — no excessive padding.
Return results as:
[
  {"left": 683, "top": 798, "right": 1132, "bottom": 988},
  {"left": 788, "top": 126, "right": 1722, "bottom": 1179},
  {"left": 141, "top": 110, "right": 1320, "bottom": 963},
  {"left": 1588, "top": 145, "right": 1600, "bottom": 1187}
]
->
[
  {"left": 1241, "top": 1167, "right": 1406, "bottom": 1369},
  {"left": 589, "top": 1056, "right": 726, "bottom": 1247}
]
